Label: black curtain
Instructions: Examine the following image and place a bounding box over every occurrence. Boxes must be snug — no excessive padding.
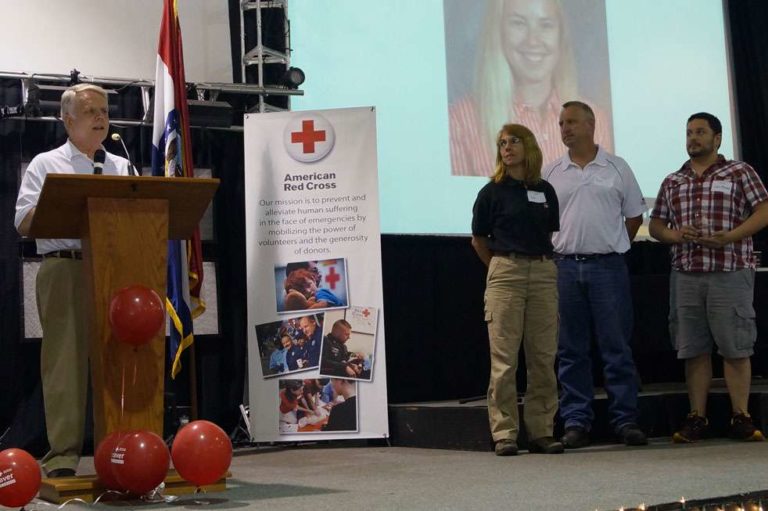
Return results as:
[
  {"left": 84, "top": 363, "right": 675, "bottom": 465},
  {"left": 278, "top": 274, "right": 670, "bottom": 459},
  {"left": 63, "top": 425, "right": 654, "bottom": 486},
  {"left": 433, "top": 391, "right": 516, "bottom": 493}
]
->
[
  {"left": 0, "top": 116, "right": 68, "bottom": 453},
  {"left": 194, "top": 129, "right": 248, "bottom": 430},
  {"left": 381, "top": 236, "right": 490, "bottom": 403},
  {"left": 727, "top": 0, "right": 768, "bottom": 248}
]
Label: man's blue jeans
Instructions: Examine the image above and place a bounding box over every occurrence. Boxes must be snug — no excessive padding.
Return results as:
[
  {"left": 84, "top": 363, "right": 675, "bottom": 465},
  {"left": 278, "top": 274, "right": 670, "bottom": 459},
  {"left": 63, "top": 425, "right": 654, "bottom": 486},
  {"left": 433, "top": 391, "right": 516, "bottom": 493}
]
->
[{"left": 555, "top": 253, "right": 639, "bottom": 432}]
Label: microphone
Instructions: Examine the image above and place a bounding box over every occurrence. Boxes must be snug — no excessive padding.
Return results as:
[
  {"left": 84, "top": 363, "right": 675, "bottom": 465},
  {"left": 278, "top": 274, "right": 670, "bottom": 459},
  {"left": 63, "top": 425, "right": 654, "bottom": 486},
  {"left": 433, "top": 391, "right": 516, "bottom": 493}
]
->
[
  {"left": 111, "top": 133, "right": 139, "bottom": 176},
  {"left": 93, "top": 149, "right": 105, "bottom": 175}
]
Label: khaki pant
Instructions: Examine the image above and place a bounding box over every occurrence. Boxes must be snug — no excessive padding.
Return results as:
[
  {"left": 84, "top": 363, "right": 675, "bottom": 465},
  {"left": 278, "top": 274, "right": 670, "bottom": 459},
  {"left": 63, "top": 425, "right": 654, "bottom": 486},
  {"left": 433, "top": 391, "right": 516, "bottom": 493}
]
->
[
  {"left": 37, "top": 258, "right": 87, "bottom": 473},
  {"left": 485, "top": 255, "right": 558, "bottom": 442}
]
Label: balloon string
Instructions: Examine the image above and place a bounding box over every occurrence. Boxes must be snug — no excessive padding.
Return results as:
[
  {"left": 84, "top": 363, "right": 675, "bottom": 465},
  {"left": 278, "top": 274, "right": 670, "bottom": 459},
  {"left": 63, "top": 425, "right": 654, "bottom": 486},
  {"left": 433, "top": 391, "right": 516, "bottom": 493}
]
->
[
  {"left": 57, "top": 497, "right": 91, "bottom": 508},
  {"left": 120, "top": 359, "right": 126, "bottom": 426},
  {"left": 132, "top": 353, "right": 138, "bottom": 387},
  {"left": 93, "top": 490, "right": 128, "bottom": 504}
]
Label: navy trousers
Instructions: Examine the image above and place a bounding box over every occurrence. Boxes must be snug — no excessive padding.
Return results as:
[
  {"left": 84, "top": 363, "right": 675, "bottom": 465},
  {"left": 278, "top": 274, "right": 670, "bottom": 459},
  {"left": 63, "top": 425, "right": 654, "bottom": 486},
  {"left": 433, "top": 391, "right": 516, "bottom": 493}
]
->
[{"left": 555, "top": 254, "right": 640, "bottom": 432}]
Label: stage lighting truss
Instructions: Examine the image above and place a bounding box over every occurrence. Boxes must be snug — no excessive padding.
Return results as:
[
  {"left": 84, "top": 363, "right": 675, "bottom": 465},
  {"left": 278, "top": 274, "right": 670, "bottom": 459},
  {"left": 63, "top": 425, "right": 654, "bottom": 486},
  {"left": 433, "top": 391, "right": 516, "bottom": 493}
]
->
[
  {"left": 0, "top": 71, "right": 303, "bottom": 130},
  {"left": 240, "top": 0, "right": 304, "bottom": 112}
]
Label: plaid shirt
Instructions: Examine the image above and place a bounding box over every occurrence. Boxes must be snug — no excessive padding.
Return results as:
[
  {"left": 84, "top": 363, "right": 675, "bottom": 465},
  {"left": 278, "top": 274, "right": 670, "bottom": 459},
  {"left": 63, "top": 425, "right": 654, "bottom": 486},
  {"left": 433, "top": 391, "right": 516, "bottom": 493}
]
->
[{"left": 650, "top": 155, "right": 768, "bottom": 271}]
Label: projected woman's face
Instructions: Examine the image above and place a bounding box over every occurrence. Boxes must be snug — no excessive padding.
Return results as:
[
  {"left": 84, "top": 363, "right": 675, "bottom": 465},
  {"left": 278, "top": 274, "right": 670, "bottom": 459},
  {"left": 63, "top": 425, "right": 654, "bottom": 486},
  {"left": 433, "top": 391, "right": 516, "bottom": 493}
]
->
[{"left": 501, "top": 0, "right": 561, "bottom": 86}]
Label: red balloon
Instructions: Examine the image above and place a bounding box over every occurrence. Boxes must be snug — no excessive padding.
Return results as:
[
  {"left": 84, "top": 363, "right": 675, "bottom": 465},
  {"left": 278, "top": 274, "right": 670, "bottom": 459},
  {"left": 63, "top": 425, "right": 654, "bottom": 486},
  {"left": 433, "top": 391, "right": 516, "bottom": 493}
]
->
[
  {"left": 94, "top": 431, "right": 127, "bottom": 490},
  {"left": 171, "top": 420, "right": 232, "bottom": 487},
  {"left": 0, "top": 448, "right": 41, "bottom": 507},
  {"left": 109, "top": 285, "right": 165, "bottom": 346},
  {"left": 112, "top": 430, "right": 170, "bottom": 495}
]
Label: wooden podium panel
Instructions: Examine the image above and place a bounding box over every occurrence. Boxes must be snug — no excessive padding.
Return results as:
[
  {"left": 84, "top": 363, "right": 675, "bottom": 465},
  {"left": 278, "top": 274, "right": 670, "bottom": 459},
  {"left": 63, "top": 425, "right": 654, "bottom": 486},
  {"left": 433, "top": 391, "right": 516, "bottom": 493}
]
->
[
  {"left": 29, "top": 174, "right": 219, "bottom": 449},
  {"left": 83, "top": 198, "right": 168, "bottom": 443},
  {"left": 29, "top": 174, "right": 218, "bottom": 240}
]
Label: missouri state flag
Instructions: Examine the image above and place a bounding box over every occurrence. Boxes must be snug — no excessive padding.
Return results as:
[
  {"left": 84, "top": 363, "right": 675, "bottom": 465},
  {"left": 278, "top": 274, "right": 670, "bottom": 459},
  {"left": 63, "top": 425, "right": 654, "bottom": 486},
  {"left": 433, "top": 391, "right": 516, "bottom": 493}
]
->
[{"left": 152, "top": 0, "right": 205, "bottom": 378}]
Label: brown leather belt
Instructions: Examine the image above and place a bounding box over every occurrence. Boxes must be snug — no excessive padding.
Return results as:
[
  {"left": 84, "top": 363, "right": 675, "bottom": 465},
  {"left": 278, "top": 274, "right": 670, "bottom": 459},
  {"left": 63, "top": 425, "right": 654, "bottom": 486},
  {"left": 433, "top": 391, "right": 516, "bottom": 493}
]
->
[{"left": 43, "top": 250, "right": 82, "bottom": 260}]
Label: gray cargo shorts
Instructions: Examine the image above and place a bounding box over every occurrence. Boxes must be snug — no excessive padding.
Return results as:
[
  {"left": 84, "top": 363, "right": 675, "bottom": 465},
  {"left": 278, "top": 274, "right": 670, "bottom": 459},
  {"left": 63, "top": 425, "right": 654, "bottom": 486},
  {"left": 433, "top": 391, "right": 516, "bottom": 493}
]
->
[{"left": 669, "top": 269, "right": 756, "bottom": 359}]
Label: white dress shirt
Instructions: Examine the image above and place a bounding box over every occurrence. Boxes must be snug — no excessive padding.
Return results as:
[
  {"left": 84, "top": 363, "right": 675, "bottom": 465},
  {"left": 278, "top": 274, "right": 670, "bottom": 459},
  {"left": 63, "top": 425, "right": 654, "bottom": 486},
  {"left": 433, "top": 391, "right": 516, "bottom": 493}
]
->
[{"left": 15, "top": 139, "right": 131, "bottom": 254}]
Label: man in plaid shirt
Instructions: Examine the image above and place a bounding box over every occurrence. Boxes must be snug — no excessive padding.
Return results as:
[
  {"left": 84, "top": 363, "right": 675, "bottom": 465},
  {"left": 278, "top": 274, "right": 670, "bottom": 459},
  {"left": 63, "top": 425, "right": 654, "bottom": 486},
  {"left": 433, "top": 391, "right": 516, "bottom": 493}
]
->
[{"left": 650, "top": 112, "right": 768, "bottom": 443}]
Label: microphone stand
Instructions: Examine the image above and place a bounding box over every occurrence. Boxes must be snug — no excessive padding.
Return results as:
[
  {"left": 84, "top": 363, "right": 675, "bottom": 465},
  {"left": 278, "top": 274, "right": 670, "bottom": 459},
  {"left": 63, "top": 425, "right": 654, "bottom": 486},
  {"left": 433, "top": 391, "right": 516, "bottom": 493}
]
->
[{"left": 111, "top": 132, "right": 140, "bottom": 176}]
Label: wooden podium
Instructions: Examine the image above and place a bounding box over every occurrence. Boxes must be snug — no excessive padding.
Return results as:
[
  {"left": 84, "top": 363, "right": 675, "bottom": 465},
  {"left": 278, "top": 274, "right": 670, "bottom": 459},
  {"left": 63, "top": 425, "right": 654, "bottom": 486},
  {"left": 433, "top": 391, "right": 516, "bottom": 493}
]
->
[{"left": 29, "top": 174, "right": 219, "bottom": 446}]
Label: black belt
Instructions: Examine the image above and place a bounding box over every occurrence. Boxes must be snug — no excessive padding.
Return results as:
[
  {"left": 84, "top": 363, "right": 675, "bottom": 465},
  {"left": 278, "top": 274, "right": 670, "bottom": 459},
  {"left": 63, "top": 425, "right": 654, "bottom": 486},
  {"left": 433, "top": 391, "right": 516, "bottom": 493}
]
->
[
  {"left": 43, "top": 250, "right": 82, "bottom": 260},
  {"left": 553, "top": 252, "right": 619, "bottom": 261},
  {"left": 494, "top": 252, "right": 552, "bottom": 261}
]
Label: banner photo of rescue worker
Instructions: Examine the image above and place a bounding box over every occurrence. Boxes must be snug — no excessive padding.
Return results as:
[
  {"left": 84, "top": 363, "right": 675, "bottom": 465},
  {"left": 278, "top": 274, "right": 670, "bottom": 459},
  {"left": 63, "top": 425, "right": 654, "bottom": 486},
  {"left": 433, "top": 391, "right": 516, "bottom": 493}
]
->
[
  {"left": 255, "top": 314, "right": 325, "bottom": 378},
  {"left": 274, "top": 258, "right": 349, "bottom": 314},
  {"left": 278, "top": 378, "right": 359, "bottom": 434}
]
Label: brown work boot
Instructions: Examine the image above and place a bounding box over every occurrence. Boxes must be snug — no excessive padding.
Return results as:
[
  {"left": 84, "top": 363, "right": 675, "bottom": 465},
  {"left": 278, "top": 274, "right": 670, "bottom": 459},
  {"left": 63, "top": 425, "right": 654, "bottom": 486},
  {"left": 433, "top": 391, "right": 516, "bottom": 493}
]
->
[
  {"left": 494, "top": 438, "right": 518, "bottom": 456},
  {"left": 528, "top": 436, "right": 564, "bottom": 454}
]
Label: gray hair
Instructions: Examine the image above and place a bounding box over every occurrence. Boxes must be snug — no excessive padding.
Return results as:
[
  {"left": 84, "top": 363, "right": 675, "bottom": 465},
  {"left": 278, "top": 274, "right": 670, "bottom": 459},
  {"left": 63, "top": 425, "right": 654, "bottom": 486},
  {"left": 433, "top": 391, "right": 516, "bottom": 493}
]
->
[
  {"left": 562, "top": 100, "right": 595, "bottom": 121},
  {"left": 60, "top": 83, "right": 108, "bottom": 118}
]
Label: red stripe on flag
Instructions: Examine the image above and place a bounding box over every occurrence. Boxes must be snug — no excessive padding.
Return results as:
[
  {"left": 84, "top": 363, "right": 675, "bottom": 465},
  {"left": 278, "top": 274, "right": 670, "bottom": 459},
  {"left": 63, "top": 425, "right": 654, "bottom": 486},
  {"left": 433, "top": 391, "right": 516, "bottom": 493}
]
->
[{"left": 157, "top": 0, "right": 205, "bottom": 315}]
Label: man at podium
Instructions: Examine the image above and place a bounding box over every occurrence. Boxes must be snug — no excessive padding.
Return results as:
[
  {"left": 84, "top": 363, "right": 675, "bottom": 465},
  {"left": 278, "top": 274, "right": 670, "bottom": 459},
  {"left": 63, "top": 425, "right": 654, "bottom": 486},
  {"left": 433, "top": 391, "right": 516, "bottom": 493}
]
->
[{"left": 14, "top": 83, "right": 130, "bottom": 477}]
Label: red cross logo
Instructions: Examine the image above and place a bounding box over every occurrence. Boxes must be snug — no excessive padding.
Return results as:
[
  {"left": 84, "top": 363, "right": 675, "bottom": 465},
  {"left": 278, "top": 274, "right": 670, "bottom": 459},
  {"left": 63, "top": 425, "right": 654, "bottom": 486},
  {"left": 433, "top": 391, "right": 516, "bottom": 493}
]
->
[
  {"left": 362, "top": 308, "right": 371, "bottom": 318},
  {"left": 291, "top": 120, "right": 326, "bottom": 154},
  {"left": 324, "top": 267, "right": 341, "bottom": 290},
  {"left": 284, "top": 114, "right": 335, "bottom": 163}
]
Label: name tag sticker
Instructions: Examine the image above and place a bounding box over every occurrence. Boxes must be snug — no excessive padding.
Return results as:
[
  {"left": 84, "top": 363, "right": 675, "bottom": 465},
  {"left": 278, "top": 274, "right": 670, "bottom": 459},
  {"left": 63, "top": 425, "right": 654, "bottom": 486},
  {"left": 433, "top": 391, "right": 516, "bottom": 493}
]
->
[
  {"left": 712, "top": 180, "right": 733, "bottom": 194},
  {"left": 527, "top": 190, "right": 546, "bottom": 203}
]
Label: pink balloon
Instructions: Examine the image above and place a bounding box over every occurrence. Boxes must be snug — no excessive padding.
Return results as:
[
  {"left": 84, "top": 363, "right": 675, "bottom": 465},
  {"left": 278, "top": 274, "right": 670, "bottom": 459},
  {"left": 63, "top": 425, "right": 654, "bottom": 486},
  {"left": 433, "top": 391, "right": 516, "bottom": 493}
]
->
[
  {"left": 108, "top": 285, "right": 165, "bottom": 346},
  {"left": 172, "top": 420, "right": 232, "bottom": 487},
  {"left": 0, "top": 448, "right": 41, "bottom": 508}
]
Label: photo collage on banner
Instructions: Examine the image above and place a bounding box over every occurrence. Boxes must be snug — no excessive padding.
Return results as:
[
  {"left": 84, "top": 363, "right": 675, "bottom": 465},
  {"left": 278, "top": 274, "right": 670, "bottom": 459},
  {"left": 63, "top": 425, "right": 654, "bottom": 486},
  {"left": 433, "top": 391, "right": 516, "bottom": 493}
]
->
[{"left": 244, "top": 107, "right": 389, "bottom": 442}]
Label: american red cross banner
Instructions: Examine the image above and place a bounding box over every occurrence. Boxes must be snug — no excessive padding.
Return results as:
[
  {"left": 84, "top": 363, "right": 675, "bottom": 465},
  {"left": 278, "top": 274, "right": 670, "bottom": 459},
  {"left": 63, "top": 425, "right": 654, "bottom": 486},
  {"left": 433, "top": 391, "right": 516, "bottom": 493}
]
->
[{"left": 244, "top": 107, "right": 389, "bottom": 441}]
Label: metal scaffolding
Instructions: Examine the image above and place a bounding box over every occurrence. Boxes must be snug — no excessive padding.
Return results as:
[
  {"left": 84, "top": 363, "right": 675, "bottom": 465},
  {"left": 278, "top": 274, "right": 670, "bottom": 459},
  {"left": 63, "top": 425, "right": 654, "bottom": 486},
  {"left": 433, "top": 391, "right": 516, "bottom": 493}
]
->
[{"left": 239, "top": 0, "right": 293, "bottom": 113}]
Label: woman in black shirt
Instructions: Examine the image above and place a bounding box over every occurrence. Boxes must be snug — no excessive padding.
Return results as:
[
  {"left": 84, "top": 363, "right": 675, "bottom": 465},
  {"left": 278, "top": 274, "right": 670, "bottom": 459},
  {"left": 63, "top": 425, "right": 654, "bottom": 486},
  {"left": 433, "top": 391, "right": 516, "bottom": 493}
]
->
[{"left": 471, "top": 123, "right": 561, "bottom": 456}]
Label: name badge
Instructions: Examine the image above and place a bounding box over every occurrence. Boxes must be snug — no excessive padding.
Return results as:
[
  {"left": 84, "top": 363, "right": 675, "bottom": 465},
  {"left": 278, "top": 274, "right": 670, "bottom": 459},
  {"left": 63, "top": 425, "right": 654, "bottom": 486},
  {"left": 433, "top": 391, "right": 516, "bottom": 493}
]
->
[
  {"left": 711, "top": 180, "right": 733, "bottom": 194},
  {"left": 527, "top": 190, "right": 546, "bottom": 203}
]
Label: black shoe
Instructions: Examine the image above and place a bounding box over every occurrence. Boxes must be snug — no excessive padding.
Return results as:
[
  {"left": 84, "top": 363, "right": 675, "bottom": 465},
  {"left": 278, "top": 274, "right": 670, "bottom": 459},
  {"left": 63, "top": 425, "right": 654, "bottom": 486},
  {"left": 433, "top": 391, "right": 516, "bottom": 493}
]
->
[
  {"left": 561, "top": 426, "right": 590, "bottom": 449},
  {"left": 618, "top": 424, "right": 648, "bottom": 446},
  {"left": 672, "top": 412, "right": 709, "bottom": 443},
  {"left": 494, "top": 438, "right": 518, "bottom": 456},
  {"left": 47, "top": 468, "right": 76, "bottom": 478},
  {"left": 528, "top": 436, "right": 564, "bottom": 454},
  {"left": 729, "top": 413, "right": 765, "bottom": 441}
]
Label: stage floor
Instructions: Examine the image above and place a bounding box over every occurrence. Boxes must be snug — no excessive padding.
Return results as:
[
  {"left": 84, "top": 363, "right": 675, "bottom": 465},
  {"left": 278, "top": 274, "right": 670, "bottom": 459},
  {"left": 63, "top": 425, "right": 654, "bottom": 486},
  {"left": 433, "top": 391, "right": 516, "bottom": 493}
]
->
[{"left": 32, "top": 439, "right": 768, "bottom": 511}]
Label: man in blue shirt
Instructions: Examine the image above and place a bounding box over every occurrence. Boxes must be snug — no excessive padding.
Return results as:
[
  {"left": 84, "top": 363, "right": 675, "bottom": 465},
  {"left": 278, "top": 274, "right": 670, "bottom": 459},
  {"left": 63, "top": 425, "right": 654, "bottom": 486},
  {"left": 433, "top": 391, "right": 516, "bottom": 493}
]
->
[
  {"left": 286, "top": 336, "right": 309, "bottom": 371},
  {"left": 268, "top": 335, "right": 292, "bottom": 374},
  {"left": 300, "top": 315, "right": 323, "bottom": 367}
]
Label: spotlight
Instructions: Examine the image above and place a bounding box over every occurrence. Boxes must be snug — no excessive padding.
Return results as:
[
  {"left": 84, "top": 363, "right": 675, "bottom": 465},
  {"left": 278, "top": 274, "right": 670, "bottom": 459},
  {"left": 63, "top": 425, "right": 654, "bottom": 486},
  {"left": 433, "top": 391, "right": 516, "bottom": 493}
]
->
[{"left": 280, "top": 67, "right": 305, "bottom": 89}]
